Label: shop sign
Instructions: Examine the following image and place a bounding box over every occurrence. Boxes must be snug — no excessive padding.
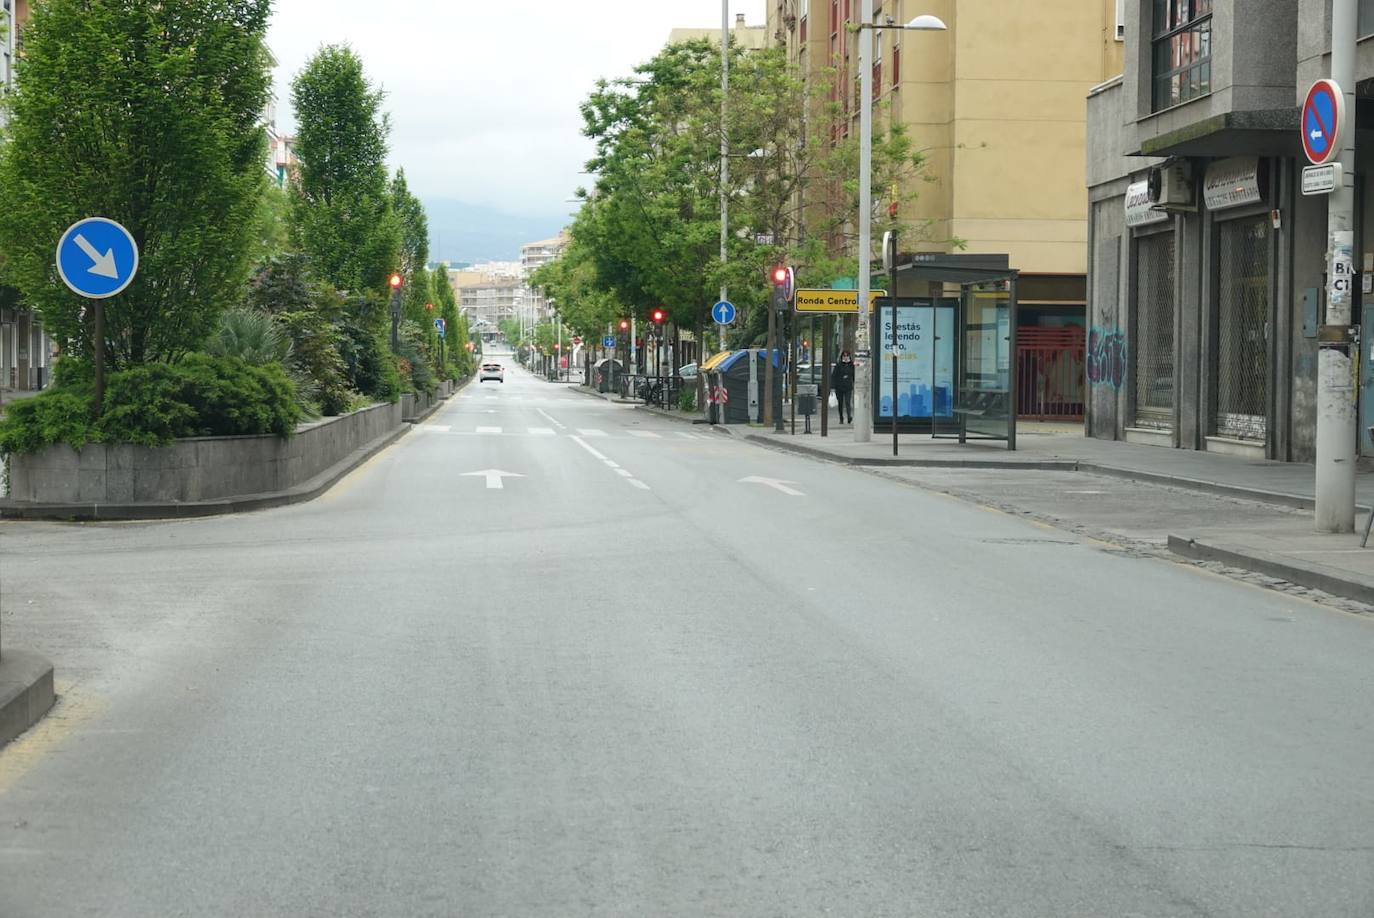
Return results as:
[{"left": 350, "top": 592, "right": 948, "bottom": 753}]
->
[
  {"left": 1125, "top": 180, "right": 1168, "bottom": 227},
  {"left": 1203, "top": 157, "right": 1264, "bottom": 211}
]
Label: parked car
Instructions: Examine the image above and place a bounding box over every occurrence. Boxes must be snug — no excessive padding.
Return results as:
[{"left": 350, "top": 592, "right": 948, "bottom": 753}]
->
[
  {"left": 479, "top": 362, "right": 505, "bottom": 383},
  {"left": 677, "top": 362, "right": 699, "bottom": 381}
]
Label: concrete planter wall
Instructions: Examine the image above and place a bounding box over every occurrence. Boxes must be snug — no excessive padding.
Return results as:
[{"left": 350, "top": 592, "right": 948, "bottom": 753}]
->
[
  {"left": 7, "top": 401, "right": 403, "bottom": 505},
  {"left": 402, "top": 380, "right": 454, "bottom": 421}
]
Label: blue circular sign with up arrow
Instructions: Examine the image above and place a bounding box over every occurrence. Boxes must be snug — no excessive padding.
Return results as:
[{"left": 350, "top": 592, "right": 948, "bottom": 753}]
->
[
  {"left": 712, "top": 300, "right": 737, "bottom": 325},
  {"left": 56, "top": 217, "right": 139, "bottom": 299}
]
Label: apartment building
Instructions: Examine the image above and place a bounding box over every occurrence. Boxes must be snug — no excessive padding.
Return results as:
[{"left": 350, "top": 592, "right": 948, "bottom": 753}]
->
[
  {"left": 0, "top": 0, "right": 54, "bottom": 399},
  {"left": 668, "top": 13, "right": 770, "bottom": 50},
  {"left": 1086, "top": 0, "right": 1374, "bottom": 463},
  {"left": 767, "top": 0, "right": 1123, "bottom": 320}
]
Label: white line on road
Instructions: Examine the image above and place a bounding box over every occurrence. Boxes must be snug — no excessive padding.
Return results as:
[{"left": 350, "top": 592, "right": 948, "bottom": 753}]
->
[
  {"left": 577, "top": 429, "right": 607, "bottom": 437},
  {"left": 476, "top": 426, "right": 502, "bottom": 435},
  {"left": 629, "top": 430, "right": 662, "bottom": 439},
  {"left": 419, "top": 424, "right": 451, "bottom": 432},
  {"left": 613, "top": 468, "right": 633, "bottom": 478},
  {"left": 460, "top": 469, "right": 525, "bottom": 490},
  {"left": 570, "top": 435, "right": 611, "bottom": 462},
  {"left": 570, "top": 435, "right": 652, "bottom": 492},
  {"left": 528, "top": 427, "right": 556, "bottom": 436},
  {"left": 536, "top": 408, "right": 567, "bottom": 430},
  {"left": 739, "top": 476, "right": 806, "bottom": 497}
]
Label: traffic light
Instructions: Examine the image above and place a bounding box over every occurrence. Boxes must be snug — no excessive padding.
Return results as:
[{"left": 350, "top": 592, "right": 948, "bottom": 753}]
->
[
  {"left": 651, "top": 308, "right": 665, "bottom": 325},
  {"left": 770, "top": 265, "right": 788, "bottom": 286},
  {"left": 425, "top": 302, "right": 433, "bottom": 311},
  {"left": 389, "top": 273, "right": 402, "bottom": 289},
  {"left": 619, "top": 319, "right": 630, "bottom": 332}
]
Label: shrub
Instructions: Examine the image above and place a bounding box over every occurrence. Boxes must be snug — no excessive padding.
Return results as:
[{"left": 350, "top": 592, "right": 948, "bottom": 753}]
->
[
  {"left": 678, "top": 386, "right": 697, "bottom": 412},
  {"left": 0, "top": 354, "right": 301, "bottom": 453}
]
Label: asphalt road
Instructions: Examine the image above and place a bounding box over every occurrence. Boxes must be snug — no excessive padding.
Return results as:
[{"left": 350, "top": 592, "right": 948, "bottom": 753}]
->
[{"left": 2, "top": 356, "right": 1373, "bottom": 917}]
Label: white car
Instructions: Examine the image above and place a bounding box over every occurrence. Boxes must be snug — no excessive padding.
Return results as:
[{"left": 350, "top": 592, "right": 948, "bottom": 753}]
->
[{"left": 479, "top": 362, "right": 505, "bottom": 383}]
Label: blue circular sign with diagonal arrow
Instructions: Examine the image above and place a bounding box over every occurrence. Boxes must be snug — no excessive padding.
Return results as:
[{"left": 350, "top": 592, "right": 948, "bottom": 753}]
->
[
  {"left": 56, "top": 217, "right": 139, "bottom": 299},
  {"left": 1302, "top": 79, "right": 1345, "bottom": 166},
  {"left": 712, "top": 300, "right": 736, "bottom": 325}
]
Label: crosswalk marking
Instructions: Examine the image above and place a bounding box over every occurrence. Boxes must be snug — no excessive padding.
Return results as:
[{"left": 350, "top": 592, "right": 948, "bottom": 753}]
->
[
  {"left": 476, "top": 426, "right": 502, "bottom": 435},
  {"left": 419, "top": 424, "right": 451, "bottom": 432},
  {"left": 577, "top": 429, "right": 607, "bottom": 437},
  {"left": 528, "top": 427, "right": 555, "bottom": 436},
  {"left": 629, "top": 431, "right": 662, "bottom": 439}
]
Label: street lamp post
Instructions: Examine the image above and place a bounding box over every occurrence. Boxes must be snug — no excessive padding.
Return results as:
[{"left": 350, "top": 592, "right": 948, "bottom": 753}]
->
[{"left": 854, "top": 12, "right": 947, "bottom": 443}]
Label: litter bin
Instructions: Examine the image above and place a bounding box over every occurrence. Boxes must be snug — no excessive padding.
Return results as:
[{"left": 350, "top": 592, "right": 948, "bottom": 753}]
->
[
  {"left": 708, "top": 349, "right": 783, "bottom": 424},
  {"left": 797, "top": 383, "right": 818, "bottom": 417},
  {"left": 593, "top": 357, "right": 624, "bottom": 393}
]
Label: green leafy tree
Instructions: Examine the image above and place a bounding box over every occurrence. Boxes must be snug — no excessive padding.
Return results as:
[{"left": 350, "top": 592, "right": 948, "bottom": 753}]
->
[
  {"left": 0, "top": 0, "right": 274, "bottom": 366},
  {"left": 290, "top": 46, "right": 399, "bottom": 294}
]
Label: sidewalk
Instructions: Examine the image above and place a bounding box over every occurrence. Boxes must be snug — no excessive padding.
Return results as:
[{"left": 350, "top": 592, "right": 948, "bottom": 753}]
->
[{"left": 743, "top": 424, "right": 1374, "bottom": 608}]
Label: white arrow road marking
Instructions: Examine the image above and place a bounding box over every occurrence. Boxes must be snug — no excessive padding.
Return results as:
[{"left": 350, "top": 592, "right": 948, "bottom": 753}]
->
[
  {"left": 739, "top": 476, "right": 805, "bottom": 497},
  {"left": 73, "top": 234, "right": 118, "bottom": 278},
  {"left": 461, "top": 469, "right": 524, "bottom": 490}
]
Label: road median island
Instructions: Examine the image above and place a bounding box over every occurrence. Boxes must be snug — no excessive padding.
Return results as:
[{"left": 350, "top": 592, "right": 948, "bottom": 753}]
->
[
  {"left": 1, "top": 399, "right": 415, "bottom": 521},
  {"left": 0, "top": 648, "right": 55, "bottom": 749}
]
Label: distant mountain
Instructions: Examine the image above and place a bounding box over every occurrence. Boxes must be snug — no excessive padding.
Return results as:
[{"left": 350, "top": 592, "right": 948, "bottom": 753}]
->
[{"left": 423, "top": 198, "right": 567, "bottom": 266}]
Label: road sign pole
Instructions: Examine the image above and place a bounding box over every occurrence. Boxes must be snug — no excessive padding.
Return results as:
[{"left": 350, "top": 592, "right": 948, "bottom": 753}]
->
[
  {"left": 1317, "top": 0, "right": 1359, "bottom": 532},
  {"left": 92, "top": 301, "right": 105, "bottom": 419}
]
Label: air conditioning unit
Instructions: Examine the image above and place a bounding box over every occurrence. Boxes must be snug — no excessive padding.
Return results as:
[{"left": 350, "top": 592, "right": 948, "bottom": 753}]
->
[{"left": 1148, "top": 162, "right": 1195, "bottom": 210}]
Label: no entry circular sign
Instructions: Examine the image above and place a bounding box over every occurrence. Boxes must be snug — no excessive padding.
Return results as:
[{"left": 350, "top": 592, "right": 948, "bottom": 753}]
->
[{"left": 1302, "top": 79, "right": 1345, "bottom": 166}]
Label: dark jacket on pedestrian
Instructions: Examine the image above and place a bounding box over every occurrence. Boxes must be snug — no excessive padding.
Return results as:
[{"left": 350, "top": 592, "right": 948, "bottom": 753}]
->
[{"left": 831, "top": 358, "right": 855, "bottom": 392}]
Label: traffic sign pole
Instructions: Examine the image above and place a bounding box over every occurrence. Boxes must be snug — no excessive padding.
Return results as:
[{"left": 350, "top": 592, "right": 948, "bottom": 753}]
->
[
  {"left": 1317, "top": 0, "right": 1359, "bottom": 533},
  {"left": 56, "top": 217, "right": 139, "bottom": 419}
]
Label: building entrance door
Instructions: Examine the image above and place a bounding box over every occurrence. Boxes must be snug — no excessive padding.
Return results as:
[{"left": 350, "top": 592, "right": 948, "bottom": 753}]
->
[{"left": 1213, "top": 215, "right": 1270, "bottom": 442}]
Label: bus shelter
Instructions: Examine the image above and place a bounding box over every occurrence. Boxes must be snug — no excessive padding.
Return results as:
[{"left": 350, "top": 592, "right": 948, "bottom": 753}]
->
[{"left": 874, "top": 255, "right": 1020, "bottom": 449}]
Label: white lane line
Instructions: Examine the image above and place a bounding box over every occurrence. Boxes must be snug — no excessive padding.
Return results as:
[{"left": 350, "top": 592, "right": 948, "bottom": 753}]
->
[
  {"left": 629, "top": 431, "right": 662, "bottom": 439},
  {"left": 577, "top": 429, "right": 607, "bottom": 437},
  {"left": 570, "top": 435, "right": 651, "bottom": 492},
  {"left": 570, "top": 435, "right": 611, "bottom": 462},
  {"left": 676, "top": 431, "right": 699, "bottom": 439},
  {"left": 528, "top": 427, "right": 556, "bottom": 436},
  {"left": 536, "top": 408, "right": 568, "bottom": 430},
  {"left": 476, "top": 426, "right": 502, "bottom": 435},
  {"left": 419, "top": 424, "right": 451, "bottom": 432},
  {"left": 613, "top": 468, "right": 633, "bottom": 478}
]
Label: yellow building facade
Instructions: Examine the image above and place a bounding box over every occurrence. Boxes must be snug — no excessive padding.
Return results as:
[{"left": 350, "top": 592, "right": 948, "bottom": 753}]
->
[{"left": 767, "top": 0, "right": 1124, "bottom": 308}]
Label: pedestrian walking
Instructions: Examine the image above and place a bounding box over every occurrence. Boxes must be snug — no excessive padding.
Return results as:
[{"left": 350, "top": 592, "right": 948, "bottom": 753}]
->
[{"left": 831, "top": 350, "right": 855, "bottom": 425}]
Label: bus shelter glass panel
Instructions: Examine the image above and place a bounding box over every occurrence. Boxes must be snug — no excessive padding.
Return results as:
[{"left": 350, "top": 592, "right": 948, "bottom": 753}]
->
[
  {"left": 871, "top": 297, "right": 957, "bottom": 433},
  {"left": 956, "top": 280, "right": 1016, "bottom": 446}
]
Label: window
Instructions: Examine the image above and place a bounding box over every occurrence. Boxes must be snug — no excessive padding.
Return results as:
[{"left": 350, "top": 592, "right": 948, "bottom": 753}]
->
[
  {"left": 1116, "top": 0, "right": 1126, "bottom": 40},
  {"left": 892, "top": 46, "right": 900, "bottom": 88},
  {"left": 800, "top": 15, "right": 807, "bottom": 44},
  {"left": 1152, "top": 0, "right": 1211, "bottom": 111},
  {"left": 1361, "top": 0, "right": 1374, "bottom": 37}
]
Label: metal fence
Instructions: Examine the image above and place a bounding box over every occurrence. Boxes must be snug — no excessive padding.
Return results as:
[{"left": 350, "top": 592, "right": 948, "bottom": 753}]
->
[
  {"left": 1016, "top": 327, "right": 1085, "bottom": 421},
  {"left": 1214, "top": 216, "right": 1270, "bottom": 441}
]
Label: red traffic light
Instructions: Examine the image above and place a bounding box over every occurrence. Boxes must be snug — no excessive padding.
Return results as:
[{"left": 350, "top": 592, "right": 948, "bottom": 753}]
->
[
  {"left": 770, "top": 265, "right": 788, "bottom": 286},
  {"left": 619, "top": 319, "right": 630, "bottom": 331},
  {"left": 651, "top": 308, "right": 665, "bottom": 324},
  {"left": 554, "top": 342, "right": 561, "bottom": 350},
  {"left": 389, "top": 273, "right": 402, "bottom": 289},
  {"left": 425, "top": 302, "right": 433, "bottom": 311}
]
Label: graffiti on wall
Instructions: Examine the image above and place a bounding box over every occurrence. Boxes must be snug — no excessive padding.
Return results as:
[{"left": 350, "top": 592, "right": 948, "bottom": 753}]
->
[{"left": 1087, "top": 327, "right": 1127, "bottom": 390}]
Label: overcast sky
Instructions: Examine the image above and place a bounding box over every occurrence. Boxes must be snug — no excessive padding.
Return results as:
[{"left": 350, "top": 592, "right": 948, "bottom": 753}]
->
[{"left": 267, "top": 1, "right": 765, "bottom": 225}]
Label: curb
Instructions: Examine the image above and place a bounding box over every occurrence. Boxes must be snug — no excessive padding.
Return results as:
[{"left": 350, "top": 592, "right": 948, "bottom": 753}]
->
[
  {"left": 737, "top": 433, "right": 1370, "bottom": 513},
  {"left": 743, "top": 433, "right": 1077, "bottom": 470},
  {"left": 0, "top": 649, "right": 55, "bottom": 748},
  {"left": 1167, "top": 535, "right": 1374, "bottom": 606},
  {"left": 0, "top": 420, "right": 412, "bottom": 522}
]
